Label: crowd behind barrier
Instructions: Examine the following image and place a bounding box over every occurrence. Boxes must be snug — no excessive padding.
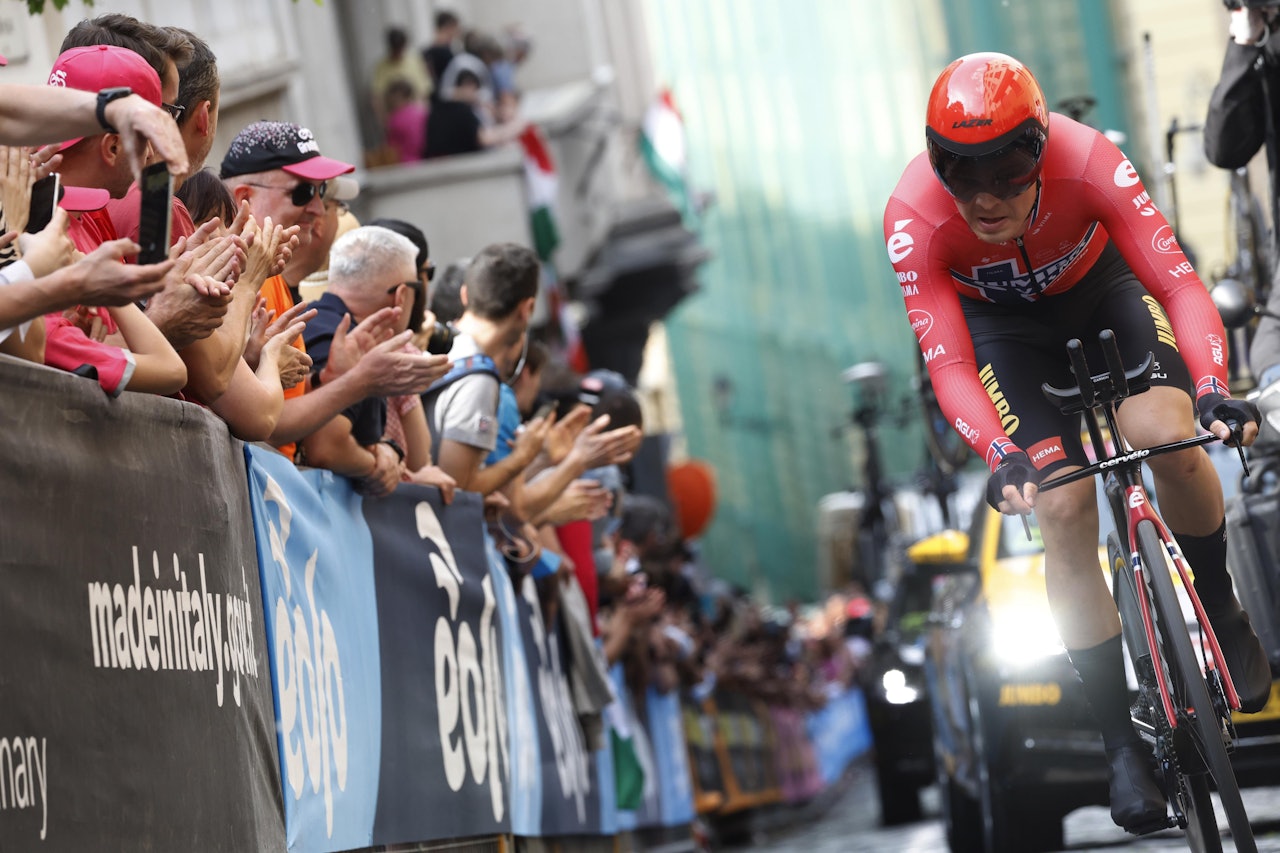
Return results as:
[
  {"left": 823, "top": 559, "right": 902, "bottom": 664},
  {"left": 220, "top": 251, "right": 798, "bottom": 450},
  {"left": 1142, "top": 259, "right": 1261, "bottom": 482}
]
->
[{"left": 0, "top": 357, "right": 874, "bottom": 852}]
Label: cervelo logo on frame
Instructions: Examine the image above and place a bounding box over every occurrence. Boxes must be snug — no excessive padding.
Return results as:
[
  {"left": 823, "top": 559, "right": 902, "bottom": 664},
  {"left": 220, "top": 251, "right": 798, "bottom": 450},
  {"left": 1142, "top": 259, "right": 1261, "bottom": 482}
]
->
[
  {"left": 1151, "top": 225, "right": 1179, "bottom": 254},
  {"left": 887, "top": 219, "right": 915, "bottom": 263},
  {"left": 261, "top": 474, "right": 348, "bottom": 839},
  {"left": 1114, "top": 159, "right": 1141, "bottom": 188},
  {"left": 908, "top": 309, "right": 933, "bottom": 340}
]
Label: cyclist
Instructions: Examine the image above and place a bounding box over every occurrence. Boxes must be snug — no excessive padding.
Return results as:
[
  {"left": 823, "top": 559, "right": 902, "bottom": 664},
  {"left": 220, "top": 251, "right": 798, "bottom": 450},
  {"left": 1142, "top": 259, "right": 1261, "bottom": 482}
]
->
[{"left": 883, "top": 52, "right": 1272, "bottom": 834}]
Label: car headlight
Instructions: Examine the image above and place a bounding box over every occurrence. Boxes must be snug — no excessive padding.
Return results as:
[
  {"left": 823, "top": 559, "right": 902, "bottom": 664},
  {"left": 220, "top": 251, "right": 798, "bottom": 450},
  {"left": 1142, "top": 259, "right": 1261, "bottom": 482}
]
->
[
  {"left": 882, "top": 668, "right": 921, "bottom": 705},
  {"left": 990, "top": 604, "right": 1066, "bottom": 666}
]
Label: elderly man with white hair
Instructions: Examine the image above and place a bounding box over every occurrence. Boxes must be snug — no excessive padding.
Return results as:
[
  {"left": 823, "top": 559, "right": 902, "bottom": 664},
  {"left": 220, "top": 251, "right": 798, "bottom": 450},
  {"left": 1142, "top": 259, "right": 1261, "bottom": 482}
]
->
[{"left": 299, "top": 225, "right": 433, "bottom": 496}]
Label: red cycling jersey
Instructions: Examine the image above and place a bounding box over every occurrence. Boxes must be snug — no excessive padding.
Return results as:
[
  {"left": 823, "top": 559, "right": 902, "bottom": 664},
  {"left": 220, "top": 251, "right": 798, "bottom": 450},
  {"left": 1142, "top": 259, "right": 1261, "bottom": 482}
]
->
[{"left": 883, "top": 113, "right": 1230, "bottom": 471}]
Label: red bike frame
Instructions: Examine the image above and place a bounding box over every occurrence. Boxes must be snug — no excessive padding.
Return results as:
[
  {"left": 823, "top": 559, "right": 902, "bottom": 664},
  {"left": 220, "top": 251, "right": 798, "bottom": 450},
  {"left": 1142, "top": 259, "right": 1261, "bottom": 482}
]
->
[{"left": 1122, "top": 484, "right": 1243, "bottom": 726}]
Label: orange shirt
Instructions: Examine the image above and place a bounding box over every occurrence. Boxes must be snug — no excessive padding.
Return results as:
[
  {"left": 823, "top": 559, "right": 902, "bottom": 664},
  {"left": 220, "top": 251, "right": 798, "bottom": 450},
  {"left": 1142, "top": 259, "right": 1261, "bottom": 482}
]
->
[{"left": 261, "top": 273, "right": 308, "bottom": 461}]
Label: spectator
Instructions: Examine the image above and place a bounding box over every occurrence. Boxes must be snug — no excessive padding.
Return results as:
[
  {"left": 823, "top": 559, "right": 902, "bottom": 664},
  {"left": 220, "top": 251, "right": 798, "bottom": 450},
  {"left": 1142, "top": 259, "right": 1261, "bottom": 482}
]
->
[
  {"left": 167, "top": 26, "right": 220, "bottom": 179},
  {"left": 383, "top": 78, "right": 428, "bottom": 165},
  {"left": 422, "top": 10, "right": 461, "bottom": 103},
  {"left": 423, "top": 242, "right": 543, "bottom": 492},
  {"left": 176, "top": 168, "right": 235, "bottom": 227},
  {"left": 221, "top": 120, "right": 447, "bottom": 460},
  {"left": 429, "top": 257, "right": 468, "bottom": 325},
  {"left": 297, "top": 189, "right": 361, "bottom": 303},
  {"left": 300, "top": 225, "right": 422, "bottom": 496},
  {"left": 424, "top": 54, "right": 526, "bottom": 159},
  {"left": 372, "top": 26, "right": 432, "bottom": 127},
  {"left": 1204, "top": 3, "right": 1280, "bottom": 388}
]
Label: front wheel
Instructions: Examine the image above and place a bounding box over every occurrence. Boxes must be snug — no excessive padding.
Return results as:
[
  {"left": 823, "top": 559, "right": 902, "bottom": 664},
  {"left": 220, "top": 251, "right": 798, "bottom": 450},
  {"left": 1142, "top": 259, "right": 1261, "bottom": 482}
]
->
[{"left": 1136, "top": 521, "right": 1256, "bottom": 853}]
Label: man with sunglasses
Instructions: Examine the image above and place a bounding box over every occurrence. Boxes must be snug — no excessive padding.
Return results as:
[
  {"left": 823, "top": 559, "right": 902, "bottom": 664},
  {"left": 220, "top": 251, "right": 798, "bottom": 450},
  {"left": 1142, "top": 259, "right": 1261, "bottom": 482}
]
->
[
  {"left": 220, "top": 120, "right": 449, "bottom": 464},
  {"left": 883, "top": 52, "right": 1271, "bottom": 834}
]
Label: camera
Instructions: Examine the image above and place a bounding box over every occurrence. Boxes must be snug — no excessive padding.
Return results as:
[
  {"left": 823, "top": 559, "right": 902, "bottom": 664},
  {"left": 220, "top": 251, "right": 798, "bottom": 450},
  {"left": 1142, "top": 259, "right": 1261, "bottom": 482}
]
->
[{"left": 424, "top": 321, "right": 456, "bottom": 355}]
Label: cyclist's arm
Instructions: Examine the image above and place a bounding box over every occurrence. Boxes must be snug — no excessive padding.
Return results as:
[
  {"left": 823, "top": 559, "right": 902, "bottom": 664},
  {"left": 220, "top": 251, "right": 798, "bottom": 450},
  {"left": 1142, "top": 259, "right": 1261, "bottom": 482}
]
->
[
  {"left": 1081, "top": 140, "right": 1233, "bottom": 404},
  {"left": 883, "top": 199, "right": 1020, "bottom": 471}
]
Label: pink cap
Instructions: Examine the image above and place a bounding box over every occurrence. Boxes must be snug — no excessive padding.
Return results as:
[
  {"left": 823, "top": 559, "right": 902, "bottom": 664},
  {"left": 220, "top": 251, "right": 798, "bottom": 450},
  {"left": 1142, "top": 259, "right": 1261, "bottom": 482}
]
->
[
  {"left": 48, "top": 45, "right": 163, "bottom": 149},
  {"left": 59, "top": 185, "right": 111, "bottom": 211}
]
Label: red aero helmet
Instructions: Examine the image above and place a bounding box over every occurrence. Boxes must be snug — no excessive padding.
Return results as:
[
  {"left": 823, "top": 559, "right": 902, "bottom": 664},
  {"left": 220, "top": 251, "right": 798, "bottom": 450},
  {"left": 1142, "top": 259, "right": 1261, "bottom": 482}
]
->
[{"left": 925, "top": 52, "right": 1050, "bottom": 203}]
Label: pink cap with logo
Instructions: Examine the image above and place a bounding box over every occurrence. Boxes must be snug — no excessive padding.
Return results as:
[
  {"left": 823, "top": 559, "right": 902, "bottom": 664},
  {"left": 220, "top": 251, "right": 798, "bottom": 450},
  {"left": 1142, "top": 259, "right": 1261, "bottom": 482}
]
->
[{"left": 47, "top": 45, "right": 163, "bottom": 150}]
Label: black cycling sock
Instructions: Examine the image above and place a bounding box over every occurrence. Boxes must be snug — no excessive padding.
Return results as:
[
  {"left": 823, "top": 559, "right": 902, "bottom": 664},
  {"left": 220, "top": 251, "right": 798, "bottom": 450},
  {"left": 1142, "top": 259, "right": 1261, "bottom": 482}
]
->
[
  {"left": 1173, "top": 521, "right": 1232, "bottom": 610},
  {"left": 1068, "top": 634, "right": 1141, "bottom": 751}
]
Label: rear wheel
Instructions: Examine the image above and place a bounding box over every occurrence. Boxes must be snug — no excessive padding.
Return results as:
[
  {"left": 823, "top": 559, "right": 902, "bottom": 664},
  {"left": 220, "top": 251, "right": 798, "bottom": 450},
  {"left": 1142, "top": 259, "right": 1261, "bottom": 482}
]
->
[{"left": 1137, "top": 521, "right": 1255, "bottom": 853}]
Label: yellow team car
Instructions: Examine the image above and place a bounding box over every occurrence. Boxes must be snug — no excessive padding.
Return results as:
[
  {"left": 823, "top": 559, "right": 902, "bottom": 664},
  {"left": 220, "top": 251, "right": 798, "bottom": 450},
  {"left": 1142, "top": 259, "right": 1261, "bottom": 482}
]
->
[{"left": 920, "top": 506, "right": 1280, "bottom": 853}]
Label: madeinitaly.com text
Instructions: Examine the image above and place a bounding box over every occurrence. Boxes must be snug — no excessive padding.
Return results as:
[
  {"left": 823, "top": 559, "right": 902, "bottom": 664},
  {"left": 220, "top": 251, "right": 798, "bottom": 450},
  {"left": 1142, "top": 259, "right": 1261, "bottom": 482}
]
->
[{"left": 88, "top": 547, "right": 260, "bottom": 708}]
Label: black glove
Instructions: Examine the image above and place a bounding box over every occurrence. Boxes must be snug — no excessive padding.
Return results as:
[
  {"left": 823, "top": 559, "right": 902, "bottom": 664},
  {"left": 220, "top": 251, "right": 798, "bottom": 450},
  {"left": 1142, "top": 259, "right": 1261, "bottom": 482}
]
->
[
  {"left": 984, "top": 450, "right": 1042, "bottom": 511},
  {"left": 1196, "top": 393, "right": 1260, "bottom": 444}
]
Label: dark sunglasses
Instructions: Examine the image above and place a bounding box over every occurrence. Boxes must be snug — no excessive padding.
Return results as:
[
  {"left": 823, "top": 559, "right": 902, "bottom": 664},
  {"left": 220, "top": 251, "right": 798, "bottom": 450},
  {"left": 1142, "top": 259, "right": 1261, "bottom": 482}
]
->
[
  {"left": 162, "top": 102, "right": 186, "bottom": 121},
  {"left": 387, "top": 280, "right": 424, "bottom": 296},
  {"left": 245, "top": 180, "right": 327, "bottom": 207},
  {"left": 422, "top": 260, "right": 436, "bottom": 282}
]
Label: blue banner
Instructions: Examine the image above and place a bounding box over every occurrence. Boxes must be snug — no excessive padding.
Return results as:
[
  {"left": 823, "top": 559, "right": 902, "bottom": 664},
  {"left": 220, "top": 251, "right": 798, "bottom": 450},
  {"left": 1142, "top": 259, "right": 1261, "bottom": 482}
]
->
[
  {"left": 244, "top": 447, "right": 383, "bottom": 853},
  {"left": 807, "top": 687, "right": 872, "bottom": 786},
  {"left": 646, "top": 686, "right": 696, "bottom": 827}
]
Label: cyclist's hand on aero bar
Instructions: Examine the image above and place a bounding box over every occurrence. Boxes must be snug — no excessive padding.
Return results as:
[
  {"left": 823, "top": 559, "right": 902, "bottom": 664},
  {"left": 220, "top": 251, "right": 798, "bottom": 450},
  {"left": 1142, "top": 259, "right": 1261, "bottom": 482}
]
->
[
  {"left": 984, "top": 450, "right": 1042, "bottom": 514},
  {"left": 1196, "top": 393, "right": 1261, "bottom": 447}
]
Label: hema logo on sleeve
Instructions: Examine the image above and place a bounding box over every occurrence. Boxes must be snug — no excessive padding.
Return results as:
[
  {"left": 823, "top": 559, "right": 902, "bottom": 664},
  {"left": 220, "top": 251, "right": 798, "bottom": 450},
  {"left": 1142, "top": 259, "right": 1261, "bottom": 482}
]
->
[{"left": 86, "top": 547, "right": 260, "bottom": 709}]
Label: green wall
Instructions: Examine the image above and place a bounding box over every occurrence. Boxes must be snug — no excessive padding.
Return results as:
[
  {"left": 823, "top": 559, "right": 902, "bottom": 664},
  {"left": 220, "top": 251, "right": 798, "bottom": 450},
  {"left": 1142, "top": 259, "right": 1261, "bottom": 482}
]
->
[{"left": 643, "top": 0, "right": 1132, "bottom": 601}]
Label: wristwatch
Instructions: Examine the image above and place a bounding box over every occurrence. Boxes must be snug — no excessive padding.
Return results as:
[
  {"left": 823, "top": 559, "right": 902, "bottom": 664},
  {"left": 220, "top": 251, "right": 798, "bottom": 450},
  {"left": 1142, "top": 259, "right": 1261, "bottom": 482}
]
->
[{"left": 95, "top": 87, "right": 132, "bottom": 134}]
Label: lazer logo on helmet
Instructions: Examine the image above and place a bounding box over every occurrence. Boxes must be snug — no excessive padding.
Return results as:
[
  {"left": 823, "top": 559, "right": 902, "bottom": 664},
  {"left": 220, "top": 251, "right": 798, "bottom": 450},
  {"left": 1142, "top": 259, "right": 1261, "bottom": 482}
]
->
[{"left": 952, "top": 118, "right": 993, "bottom": 128}]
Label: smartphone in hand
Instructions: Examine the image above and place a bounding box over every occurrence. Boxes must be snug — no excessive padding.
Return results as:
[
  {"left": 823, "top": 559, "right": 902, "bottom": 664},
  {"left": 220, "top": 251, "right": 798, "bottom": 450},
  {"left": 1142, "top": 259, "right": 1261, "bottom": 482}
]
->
[
  {"left": 25, "top": 173, "right": 61, "bottom": 233},
  {"left": 137, "top": 162, "right": 172, "bottom": 265},
  {"left": 532, "top": 399, "right": 559, "bottom": 421}
]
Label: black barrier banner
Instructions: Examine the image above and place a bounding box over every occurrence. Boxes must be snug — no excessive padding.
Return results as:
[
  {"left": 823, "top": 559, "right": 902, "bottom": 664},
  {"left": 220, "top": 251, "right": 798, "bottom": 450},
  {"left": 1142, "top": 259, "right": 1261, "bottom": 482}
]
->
[
  {"left": 0, "top": 359, "right": 284, "bottom": 852},
  {"left": 363, "top": 488, "right": 511, "bottom": 843},
  {"left": 510, "top": 575, "right": 603, "bottom": 836}
]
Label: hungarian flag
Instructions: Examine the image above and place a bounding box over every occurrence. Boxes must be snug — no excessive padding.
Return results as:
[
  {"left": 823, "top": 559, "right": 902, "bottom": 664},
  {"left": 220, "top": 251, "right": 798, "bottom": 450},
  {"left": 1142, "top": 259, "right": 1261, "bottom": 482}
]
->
[
  {"left": 640, "top": 86, "right": 691, "bottom": 216},
  {"left": 519, "top": 125, "right": 560, "bottom": 262}
]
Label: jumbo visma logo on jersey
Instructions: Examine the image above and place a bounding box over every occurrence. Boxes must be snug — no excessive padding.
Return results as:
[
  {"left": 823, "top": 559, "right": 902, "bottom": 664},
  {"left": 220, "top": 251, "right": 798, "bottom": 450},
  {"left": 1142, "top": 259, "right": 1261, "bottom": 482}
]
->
[{"left": 953, "top": 225, "right": 1097, "bottom": 304}]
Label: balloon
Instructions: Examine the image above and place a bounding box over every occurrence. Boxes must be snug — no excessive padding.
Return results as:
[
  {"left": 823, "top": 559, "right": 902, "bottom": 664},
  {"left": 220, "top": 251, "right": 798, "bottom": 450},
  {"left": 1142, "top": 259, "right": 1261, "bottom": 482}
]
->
[{"left": 666, "top": 460, "right": 717, "bottom": 539}]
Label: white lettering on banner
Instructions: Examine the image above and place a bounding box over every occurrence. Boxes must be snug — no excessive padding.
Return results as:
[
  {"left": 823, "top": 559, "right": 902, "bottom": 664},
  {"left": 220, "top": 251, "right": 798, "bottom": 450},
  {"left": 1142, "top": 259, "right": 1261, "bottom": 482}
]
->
[
  {"left": 1114, "top": 159, "right": 1140, "bottom": 188},
  {"left": 887, "top": 219, "right": 915, "bottom": 263},
  {"left": 416, "top": 501, "right": 507, "bottom": 822},
  {"left": 261, "top": 475, "right": 347, "bottom": 839},
  {"left": 0, "top": 735, "right": 47, "bottom": 841},
  {"left": 86, "top": 547, "right": 259, "bottom": 709},
  {"left": 521, "top": 577, "right": 592, "bottom": 822}
]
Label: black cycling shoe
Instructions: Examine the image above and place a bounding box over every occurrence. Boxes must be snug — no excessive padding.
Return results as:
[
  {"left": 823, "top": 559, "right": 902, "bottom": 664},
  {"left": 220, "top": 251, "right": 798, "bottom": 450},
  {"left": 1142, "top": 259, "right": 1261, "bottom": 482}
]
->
[
  {"left": 1205, "top": 595, "right": 1272, "bottom": 714},
  {"left": 1106, "top": 743, "right": 1168, "bottom": 834}
]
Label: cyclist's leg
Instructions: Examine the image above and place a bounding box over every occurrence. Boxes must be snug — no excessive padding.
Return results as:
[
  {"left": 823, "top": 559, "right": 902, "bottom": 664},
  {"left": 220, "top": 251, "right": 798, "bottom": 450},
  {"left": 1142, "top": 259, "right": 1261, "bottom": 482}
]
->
[
  {"left": 961, "top": 291, "right": 1166, "bottom": 830},
  {"left": 1101, "top": 269, "right": 1272, "bottom": 711}
]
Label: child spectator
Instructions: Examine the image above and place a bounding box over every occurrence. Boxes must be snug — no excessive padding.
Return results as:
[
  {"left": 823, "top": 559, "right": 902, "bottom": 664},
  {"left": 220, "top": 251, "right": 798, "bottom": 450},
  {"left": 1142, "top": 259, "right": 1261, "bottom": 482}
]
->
[{"left": 383, "top": 78, "right": 428, "bottom": 165}]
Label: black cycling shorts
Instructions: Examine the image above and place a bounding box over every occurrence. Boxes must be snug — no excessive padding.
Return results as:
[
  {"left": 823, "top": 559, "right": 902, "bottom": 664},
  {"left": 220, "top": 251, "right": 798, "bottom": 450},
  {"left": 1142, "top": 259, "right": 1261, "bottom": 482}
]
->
[{"left": 960, "top": 240, "right": 1192, "bottom": 476}]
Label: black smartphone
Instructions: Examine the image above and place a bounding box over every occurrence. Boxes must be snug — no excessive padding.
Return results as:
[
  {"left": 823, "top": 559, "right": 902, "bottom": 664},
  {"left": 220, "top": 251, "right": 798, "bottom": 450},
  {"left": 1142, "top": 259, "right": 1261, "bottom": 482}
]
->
[
  {"left": 137, "top": 162, "right": 172, "bottom": 265},
  {"left": 25, "top": 173, "right": 61, "bottom": 233},
  {"left": 533, "top": 399, "right": 558, "bottom": 421}
]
